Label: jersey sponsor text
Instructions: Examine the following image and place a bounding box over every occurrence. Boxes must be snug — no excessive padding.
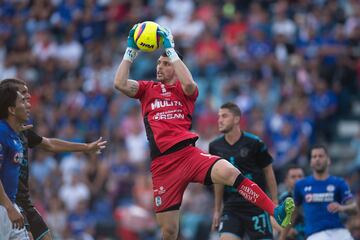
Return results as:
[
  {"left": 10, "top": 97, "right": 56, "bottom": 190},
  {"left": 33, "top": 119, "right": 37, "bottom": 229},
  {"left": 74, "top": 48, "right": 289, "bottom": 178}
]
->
[
  {"left": 305, "top": 192, "right": 334, "bottom": 203},
  {"left": 153, "top": 109, "right": 184, "bottom": 120},
  {"left": 151, "top": 99, "right": 183, "bottom": 110}
]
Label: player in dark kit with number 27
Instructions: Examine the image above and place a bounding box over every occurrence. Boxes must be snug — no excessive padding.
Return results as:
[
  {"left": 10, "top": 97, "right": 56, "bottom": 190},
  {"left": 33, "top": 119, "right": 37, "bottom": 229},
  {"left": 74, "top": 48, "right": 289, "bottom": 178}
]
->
[
  {"left": 114, "top": 23, "right": 295, "bottom": 240},
  {"left": 210, "top": 103, "right": 278, "bottom": 240}
]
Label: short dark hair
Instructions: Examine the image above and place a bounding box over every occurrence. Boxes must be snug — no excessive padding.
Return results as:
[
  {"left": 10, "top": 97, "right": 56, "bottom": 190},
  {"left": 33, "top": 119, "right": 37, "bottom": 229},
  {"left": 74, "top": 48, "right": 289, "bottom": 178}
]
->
[
  {"left": 285, "top": 164, "right": 303, "bottom": 176},
  {"left": 0, "top": 78, "right": 26, "bottom": 87},
  {"left": 220, "top": 102, "right": 241, "bottom": 117},
  {"left": 0, "top": 84, "right": 19, "bottom": 119},
  {"left": 310, "top": 144, "right": 328, "bottom": 156},
  {"left": 161, "top": 50, "right": 184, "bottom": 60}
]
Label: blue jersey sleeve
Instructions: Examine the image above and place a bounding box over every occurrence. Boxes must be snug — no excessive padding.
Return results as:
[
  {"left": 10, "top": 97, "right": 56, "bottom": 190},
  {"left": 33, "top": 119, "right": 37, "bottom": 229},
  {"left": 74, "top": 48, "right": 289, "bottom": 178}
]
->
[
  {"left": 0, "top": 140, "right": 5, "bottom": 169},
  {"left": 294, "top": 181, "right": 303, "bottom": 205},
  {"left": 338, "top": 178, "right": 353, "bottom": 204}
]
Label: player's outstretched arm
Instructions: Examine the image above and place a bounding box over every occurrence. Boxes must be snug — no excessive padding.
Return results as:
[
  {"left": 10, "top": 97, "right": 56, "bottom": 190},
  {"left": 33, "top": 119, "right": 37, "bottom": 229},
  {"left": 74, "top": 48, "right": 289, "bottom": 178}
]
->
[
  {"left": 157, "top": 27, "right": 197, "bottom": 96},
  {"left": 114, "top": 24, "right": 140, "bottom": 98},
  {"left": 39, "top": 136, "right": 107, "bottom": 153},
  {"left": 0, "top": 181, "right": 24, "bottom": 229}
]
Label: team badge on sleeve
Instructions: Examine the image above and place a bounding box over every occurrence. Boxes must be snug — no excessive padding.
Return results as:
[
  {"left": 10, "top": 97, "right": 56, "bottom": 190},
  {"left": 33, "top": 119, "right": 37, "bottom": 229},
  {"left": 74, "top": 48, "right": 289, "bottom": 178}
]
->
[{"left": 13, "top": 152, "right": 23, "bottom": 164}]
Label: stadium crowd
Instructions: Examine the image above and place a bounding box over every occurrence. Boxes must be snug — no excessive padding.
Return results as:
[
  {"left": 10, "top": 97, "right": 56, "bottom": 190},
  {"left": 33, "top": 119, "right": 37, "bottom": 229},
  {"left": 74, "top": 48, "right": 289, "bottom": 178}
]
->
[{"left": 0, "top": 0, "right": 360, "bottom": 239}]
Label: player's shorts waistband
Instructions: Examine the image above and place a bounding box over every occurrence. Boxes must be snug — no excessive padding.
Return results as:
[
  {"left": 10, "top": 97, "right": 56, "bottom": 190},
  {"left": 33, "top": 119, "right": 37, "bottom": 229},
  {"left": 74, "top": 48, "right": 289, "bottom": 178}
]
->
[{"left": 153, "top": 138, "right": 197, "bottom": 159}]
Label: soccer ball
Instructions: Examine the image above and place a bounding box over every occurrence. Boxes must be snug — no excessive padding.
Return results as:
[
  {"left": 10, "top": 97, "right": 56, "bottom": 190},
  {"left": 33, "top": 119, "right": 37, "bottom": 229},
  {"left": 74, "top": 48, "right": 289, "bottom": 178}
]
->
[{"left": 134, "top": 21, "right": 161, "bottom": 52}]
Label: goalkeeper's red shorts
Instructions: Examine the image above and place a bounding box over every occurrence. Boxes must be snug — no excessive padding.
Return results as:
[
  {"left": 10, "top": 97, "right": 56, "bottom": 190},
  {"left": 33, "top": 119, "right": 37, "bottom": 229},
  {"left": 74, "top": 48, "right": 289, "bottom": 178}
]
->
[{"left": 150, "top": 145, "right": 220, "bottom": 213}]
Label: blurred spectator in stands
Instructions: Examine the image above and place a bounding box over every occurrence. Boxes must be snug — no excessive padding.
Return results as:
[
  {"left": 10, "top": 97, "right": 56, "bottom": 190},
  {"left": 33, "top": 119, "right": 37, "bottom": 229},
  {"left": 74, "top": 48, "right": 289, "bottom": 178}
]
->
[
  {"left": 46, "top": 195, "right": 67, "bottom": 239},
  {"left": 32, "top": 29, "right": 58, "bottom": 63},
  {"left": 195, "top": 29, "right": 223, "bottom": 78},
  {"left": 310, "top": 78, "right": 338, "bottom": 141},
  {"left": 56, "top": 25, "right": 83, "bottom": 70},
  {"left": 181, "top": 183, "right": 213, "bottom": 240},
  {"left": 30, "top": 150, "right": 57, "bottom": 185},
  {"left": 222, "top": 11, "right": 247, "bottom": 46},
  {"left": 67, "top": 200, "right": 96, "bottom": 239},
  {"left": 351, "top": 129, "right": 360, "bottom": 169},
  {"left": 271, "top": 119, "right": 302, "bottom": 179},
  {"left": 84, "top": 153, "right": 108, "bottom": 207},
  {"left": 272, "top": 1, "right": 296, "bottom": 41},
  {"left": 59, "top": 173, "right": 90, "bottom": 212},
  {"left": 106, "top": 147, "right": 135, "bottom": 207}
]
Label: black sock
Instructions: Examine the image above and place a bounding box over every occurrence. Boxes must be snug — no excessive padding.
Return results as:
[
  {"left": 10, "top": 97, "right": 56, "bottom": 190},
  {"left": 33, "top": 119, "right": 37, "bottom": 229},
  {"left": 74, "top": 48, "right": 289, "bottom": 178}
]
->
[{"left": 232, "top": 174, "right": 246, "bottom": 188}]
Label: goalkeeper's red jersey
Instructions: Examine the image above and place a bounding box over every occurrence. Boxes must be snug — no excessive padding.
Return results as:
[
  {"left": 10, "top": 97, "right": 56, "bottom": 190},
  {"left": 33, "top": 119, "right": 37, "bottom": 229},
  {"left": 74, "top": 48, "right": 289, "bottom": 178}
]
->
[{"left": 133, "top": 80, "right": 199, "bottom": 159}]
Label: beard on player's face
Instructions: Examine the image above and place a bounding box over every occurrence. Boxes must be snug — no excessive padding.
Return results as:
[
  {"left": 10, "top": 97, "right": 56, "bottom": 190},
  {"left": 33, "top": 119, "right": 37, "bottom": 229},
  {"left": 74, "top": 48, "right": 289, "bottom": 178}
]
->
[
  {"left": 314, "top": 165, "right": 327, "bottom": 174},
  {"left": 156, "top": 70, "right": 175, "bottom": 83},
  {"left": 312, "top": 160, "right": 328, "bottom": 174},
  {"left": 219, "top": 123, "right": 234, "bottom": 134}
]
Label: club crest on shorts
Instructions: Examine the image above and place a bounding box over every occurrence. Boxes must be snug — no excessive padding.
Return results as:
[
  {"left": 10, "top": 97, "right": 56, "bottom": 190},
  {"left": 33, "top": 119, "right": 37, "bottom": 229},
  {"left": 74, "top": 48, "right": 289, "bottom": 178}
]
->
[{"left": 155, "top": 196, "right": 162, "bottom": 207}]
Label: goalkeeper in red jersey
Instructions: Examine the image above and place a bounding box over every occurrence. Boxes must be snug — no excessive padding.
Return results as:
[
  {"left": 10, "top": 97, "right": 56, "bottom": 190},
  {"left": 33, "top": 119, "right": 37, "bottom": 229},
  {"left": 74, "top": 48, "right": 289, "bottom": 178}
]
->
[{"left": 113, "top": 24, "right": 295, "bottom": 240}]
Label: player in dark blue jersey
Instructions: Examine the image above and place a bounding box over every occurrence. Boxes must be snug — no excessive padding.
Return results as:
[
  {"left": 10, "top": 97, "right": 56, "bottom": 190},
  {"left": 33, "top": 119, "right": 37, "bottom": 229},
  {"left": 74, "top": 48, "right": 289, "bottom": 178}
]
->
[
  {"left": 209, "top": 102, "right": 279, "bottom": 240},
  {"left": 0, "top": 84, "right": 31, "bottom": 239},
  {"left": 290, "top": 145, "right": 358, "bottom": 240},
  {"left": 0, "top": 78, "right": 107, "bottom": 240},
  {"left": 279, "top": 165, "right": 305, "bottom": 240}
]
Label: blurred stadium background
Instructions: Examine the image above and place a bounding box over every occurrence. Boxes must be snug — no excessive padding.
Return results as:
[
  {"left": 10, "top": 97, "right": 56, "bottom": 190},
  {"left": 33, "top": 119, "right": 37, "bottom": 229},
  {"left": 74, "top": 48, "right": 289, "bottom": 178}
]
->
[{"left": 1, "top": 0, "right": 360, "bottom": 239}]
